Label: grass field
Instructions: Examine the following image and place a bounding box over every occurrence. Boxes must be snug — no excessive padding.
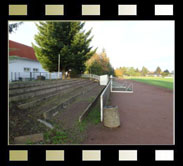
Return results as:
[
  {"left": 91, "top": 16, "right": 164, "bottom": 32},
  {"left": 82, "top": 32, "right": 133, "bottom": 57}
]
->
[{"left": 126, "top": 77, "right": 174, "bottom": 90}]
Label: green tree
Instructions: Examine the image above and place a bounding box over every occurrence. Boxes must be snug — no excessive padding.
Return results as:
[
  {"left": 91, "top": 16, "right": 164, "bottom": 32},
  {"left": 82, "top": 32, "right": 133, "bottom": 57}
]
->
[
  {"left": 141, "top": 66, "right": 149, "bottom": 76},
  {"left": 9, "top": 22, "right": 23, "bottom": 33},
  {"left": 85, "top": 50, "right": 114, "bottom": 75},
  {"left": 164, "top": 69, "right": 169, "bottom": 74},
  {"left": 135, "top": 68, "right": 141, "bottom": 76},
  {"left": 32, "top": 22, "right": 95, "bottom": 79},
  {"left": 120, "top": 67, "right": 127, "bottom": 76},
  {"left": 128, "top": 67, "right": 136, "bottom": 76},
  {"left": 154, "top": 66, "right": 162, "bottom": 75},
  {"left": 162, "top": 69, "right": 170, "bottom": 77}
]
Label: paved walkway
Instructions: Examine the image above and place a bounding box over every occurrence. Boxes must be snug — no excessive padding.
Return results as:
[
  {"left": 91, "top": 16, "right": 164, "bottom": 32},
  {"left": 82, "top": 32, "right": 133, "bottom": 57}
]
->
[{"left": 83, "top": 79, "right": 174, "bottom": 145}]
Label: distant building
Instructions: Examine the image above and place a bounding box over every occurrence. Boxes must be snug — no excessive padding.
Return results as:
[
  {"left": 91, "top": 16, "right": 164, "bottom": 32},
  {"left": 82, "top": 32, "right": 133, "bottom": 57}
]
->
[{"left": 9, "top": 40, "right": 60, "bottom": 82}]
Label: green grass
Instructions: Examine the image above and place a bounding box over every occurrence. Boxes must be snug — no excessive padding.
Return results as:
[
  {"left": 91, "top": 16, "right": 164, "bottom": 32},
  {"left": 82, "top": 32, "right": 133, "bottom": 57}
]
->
[
  {"left": 127, "top": 76, "right": 174, "bottom": 90},
  {"left": 43, "top": 101, "right": 101, "bottom": 144},
  {"left": 83, "top": 101, "right": 101, "bottom": 125}
]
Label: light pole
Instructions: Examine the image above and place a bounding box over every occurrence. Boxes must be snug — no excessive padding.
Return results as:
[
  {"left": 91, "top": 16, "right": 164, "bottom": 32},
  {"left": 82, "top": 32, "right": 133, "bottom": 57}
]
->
[{"left": 58, "top": 53, "right": 60, "bottom": 79}]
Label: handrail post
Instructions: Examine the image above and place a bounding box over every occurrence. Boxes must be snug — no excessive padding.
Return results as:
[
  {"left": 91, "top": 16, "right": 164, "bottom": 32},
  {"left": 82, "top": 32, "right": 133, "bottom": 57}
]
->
[{"left": 100, "top": 95, "right": 103, "bottom": 122}]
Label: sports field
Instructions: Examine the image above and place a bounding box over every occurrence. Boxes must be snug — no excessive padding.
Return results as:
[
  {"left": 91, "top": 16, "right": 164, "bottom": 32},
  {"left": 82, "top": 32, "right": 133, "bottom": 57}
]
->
[{"left": 127, "top": 77, "right": 174, "bottom": 90}]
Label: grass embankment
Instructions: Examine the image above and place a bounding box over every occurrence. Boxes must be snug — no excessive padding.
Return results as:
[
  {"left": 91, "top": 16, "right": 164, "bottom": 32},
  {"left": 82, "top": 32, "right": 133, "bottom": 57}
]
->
[
  {"left": 126, "top": 77, "right": 174, "bottom": 90},
  {"left": 10, "top": 100, "right": 101, "bottom": 145},
  {"left": 42, "top": 101, "right": 101, "bottom": 144}
]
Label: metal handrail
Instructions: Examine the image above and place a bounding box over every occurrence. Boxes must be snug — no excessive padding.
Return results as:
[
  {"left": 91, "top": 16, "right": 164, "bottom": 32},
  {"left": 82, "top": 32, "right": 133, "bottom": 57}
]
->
[
  {"left": 100, "top": 80, "right": 111, "bottom": 122},
  {"left": 81, "top": 74, "right": 100, "bottom": 81}
]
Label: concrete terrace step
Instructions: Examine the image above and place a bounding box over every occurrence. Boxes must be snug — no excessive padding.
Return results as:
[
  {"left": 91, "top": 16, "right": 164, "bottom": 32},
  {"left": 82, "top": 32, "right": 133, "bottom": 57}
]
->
[
  {"left": 10, "top": 78, "right": 85, "bottom": 89},
  {"left": 17, "top": 80, "right": 94, "bottom": 110},
  {"left": 9, "top": 79, "right": 81, "bottom": 96},
  {"left": 42, "top": 82, "right": 99, "bottom": 120},
  {"left": 52, "top": 85, "right": 105, "bottom": 129},
  {"left": 9, "top": 79, "right": 89, "bottom": 102},
  {"left": 9, "top": 79, "right": 77, "bottom": 90},
  {"left": 24, "top": 81, "right": 98, "bottom": 119},
  {"left": 18, "top": 79, "right": 91, "bottom": 104}
]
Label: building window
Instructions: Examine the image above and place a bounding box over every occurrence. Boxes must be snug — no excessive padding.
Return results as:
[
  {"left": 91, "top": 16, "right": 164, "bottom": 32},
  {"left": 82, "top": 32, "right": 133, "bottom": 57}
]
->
[
  {"left": 33, "top": 68, "right": 39, "bottom": 72},
  {"left": 24, "top": 67, "right": 30, "bottom": 72}
]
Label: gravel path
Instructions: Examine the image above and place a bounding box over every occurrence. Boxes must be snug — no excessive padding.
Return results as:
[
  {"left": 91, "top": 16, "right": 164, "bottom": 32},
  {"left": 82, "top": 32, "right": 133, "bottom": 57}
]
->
[{"left": 83, "top": 79, "right": 174, "bottom": 145}]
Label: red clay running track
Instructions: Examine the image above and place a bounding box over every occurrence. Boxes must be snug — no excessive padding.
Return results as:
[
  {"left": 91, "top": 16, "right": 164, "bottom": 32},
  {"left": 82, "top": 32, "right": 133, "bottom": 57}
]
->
[{"left": 83, "top": 79, "right": 174, "bottom": 145}]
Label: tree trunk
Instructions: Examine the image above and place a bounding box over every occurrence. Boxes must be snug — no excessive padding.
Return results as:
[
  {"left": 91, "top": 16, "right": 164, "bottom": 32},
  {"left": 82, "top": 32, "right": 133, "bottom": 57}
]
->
[
  {"left": 62, "top": 68, "right": 66, "bottom": 80},
  {"left": 67, "top": 71, "right": 71, "bottom": 79}
]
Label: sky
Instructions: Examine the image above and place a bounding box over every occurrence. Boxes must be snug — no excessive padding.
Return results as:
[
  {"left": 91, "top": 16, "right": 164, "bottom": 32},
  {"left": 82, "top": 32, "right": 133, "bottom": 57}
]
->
[{"left": 9, "top": 21, "right": 174, "bottom": 72}]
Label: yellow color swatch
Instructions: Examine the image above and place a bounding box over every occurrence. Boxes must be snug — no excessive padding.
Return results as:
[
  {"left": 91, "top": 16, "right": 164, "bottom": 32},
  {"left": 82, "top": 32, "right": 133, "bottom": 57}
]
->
[
  {"left": 119, "top": 150, "right": 137, "bottom": 161},
  {"left": 46, "top": 150, "right": 64, "bottom": 161},
  {"left": 82, "top": 5, "right": 100, "bottom": 15},
  {"left": 45, "top": 5, "right": 64, "bottom": 15},
  {"left": 9, "top": 5, "right": 27, "bottom": 16},
  {"left": 9, "top": 150, "right": 28, "bottom": 161},
  {"left": 118, "top": 5, "right": 137, "bottom": 15},
  {"left": 82, "top": 150, "right": 101, "bottom": 161}
]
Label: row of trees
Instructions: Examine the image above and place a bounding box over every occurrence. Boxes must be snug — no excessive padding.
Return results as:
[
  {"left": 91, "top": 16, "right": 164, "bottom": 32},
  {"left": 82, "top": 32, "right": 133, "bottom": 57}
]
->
[{"left": 114, "top": 66, "right": 172, "bottom": 77}]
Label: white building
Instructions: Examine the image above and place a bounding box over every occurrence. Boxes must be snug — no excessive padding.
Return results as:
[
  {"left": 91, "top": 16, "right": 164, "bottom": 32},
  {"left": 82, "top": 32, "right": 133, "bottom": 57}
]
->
[{"left": 9, "top": 40, "right": 61, "bottom": 81}]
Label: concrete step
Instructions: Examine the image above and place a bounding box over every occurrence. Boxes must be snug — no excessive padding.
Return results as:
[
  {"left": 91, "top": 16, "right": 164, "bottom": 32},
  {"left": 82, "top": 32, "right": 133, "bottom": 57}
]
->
[
  {"left": 9, "top": 79, "right": 90, "bottom": 102},
  {"left": 9, "top": 79, "right": 84, "bottom": 96},
  {"left": 42, "top": 82, "right": 99, "bottom": 120},
  {"left": 51, "top": 85, "right": 105, "bottom": 129},
  {"left": 17, "top": 80, "right": 94, "bottom": 110},
  {"left": 23, "top": 81, "right": 98, "bottom": 119},
  {"left": 9, "top": 78, "right": 78, "bottom": 90},
  {"left": 18, "top": 79, "right": 91, "bottom": 104}
]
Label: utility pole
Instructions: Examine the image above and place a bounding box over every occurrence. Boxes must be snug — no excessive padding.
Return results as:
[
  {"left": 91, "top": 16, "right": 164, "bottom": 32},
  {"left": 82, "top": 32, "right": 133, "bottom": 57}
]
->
[{"left": 58, "top": 53, "right": 60, "bottom": 79}]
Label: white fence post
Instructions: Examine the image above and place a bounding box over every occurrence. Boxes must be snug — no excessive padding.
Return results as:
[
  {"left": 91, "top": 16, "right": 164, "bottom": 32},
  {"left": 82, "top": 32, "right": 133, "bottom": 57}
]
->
[{"left": 100, "top": 95, "right": 103, "bottom": 122}]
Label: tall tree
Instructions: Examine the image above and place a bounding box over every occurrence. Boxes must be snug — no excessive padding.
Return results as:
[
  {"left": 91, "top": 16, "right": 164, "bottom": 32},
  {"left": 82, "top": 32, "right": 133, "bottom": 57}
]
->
[
  {"left": 141, "top": 66, "right": 149, "bottom": 76},
  {"left": 154, "top": 66, "right": 162, "bottom": 75},
  {"left": 85, "top": 50, "right": 114, "bottom": 75},
  {"left": 32, "top": 22, "right": 95, "bottom": 79}
]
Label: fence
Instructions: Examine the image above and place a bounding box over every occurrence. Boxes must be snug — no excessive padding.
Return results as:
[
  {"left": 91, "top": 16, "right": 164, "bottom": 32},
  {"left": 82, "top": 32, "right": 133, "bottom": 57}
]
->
[
  {"left": 111, "top": 76, "right": 133, "bottom": 93},
  {"left": 100, "top": 80, "right": 111, "bottom": 122},
  {"left": 9, "top": 72, "right": 62, "bottom": 82},
  {"left": 100, "top": 76, "right": 133, "bottom": 122},
  {"left": 81, "top": 74, "right": 100, "bottom": 81}
]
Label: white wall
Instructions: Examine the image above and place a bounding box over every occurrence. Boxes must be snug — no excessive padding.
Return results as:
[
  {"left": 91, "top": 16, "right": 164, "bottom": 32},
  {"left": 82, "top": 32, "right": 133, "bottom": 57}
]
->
[
  {"left": 100, "top": 75, "right": 109, "bottom": 85},
  {"left": 9, "top": 58, "right": 62, "bottom": 81},
  {"left": 9, "top": 58, "right": 47, "bottom": 73}
]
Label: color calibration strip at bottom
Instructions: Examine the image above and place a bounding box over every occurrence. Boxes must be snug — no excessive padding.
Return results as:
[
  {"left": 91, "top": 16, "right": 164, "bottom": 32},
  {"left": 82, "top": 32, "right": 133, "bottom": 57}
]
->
[{"left": 8, "top": 150, "right": 175, "bottom": 161}]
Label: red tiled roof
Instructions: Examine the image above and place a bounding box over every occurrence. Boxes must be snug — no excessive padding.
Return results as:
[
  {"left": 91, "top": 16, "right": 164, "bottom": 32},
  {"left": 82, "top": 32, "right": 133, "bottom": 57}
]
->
[{"left": 9, "top": 40, "right": 37, "bottom": 61}]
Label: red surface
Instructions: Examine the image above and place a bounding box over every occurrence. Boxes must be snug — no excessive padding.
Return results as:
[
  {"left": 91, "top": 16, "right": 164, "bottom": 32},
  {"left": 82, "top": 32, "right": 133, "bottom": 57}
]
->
[
  {"left": 84, "top": 80, "right": 174, "bottom": 145},
  {"left": 9, "top": 40, "right": 37, "bottom": 61}
]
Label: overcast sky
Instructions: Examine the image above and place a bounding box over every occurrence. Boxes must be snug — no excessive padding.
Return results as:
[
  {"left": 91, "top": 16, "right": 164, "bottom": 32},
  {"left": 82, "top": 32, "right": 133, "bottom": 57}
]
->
[{"left": 9, "top": 21, "right": 174, "bottom": 72}]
